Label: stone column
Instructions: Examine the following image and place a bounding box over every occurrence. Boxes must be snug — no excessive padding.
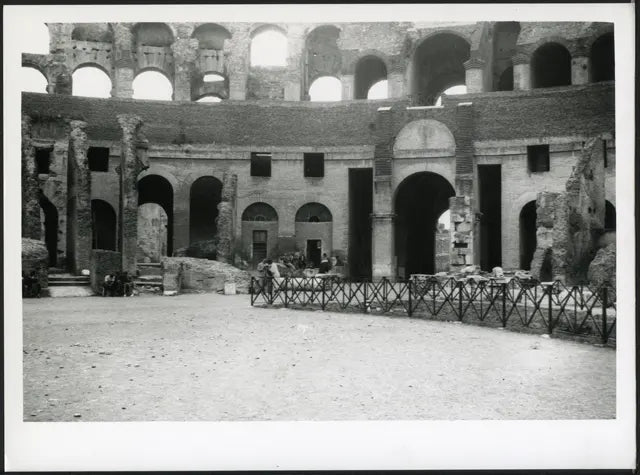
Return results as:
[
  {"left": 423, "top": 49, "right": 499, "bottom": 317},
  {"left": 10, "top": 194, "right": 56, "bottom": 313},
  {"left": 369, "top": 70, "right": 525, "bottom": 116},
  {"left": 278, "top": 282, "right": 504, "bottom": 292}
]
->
[
  {"left": 512, "top": 53, "right": 531, "bottom": 91},
  {"left": 47, "top": 53, "right": 72, "bottom": 95},
  {"left": 340, "top": 74, "right": 354, "bottom": 100},
  {"left": 571, "top": 56, "right": 590, "bottom": 85},
  {"left": 117, "top": 115, "right": 149, "bottom": 274},
  {"left": 112, "top": 24, "right": 135, "bottom": 98},
  {"left": 66, "top": 120, "right": 92, "bottom": 274},
  {"left": 284, "top": 25, "right": 305, "bottom": 101},
  {"left": 464, "top": 57, "right": 486, "bottom": 93},
  {"left": 226, "top": 26, "right": 250, "bottom": 100},
  {"left": 171, "top": 38, "right": 199, "bottom": 101},
  {"left": 22, "top": 115, "right": 41, "bottom": 240},
  {"left": 216, "top": 172, "right": 238, "bottom": 263}
]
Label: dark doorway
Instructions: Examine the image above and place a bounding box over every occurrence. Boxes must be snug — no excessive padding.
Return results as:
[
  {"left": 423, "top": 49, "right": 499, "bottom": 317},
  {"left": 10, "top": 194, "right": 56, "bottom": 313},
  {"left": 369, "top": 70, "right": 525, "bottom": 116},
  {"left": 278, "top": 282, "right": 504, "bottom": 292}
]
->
[
  {"left": 39, "top": 192, "right": 58, "bottom": 267},
  {"left": 189, "top": 176, "right": 222, "bottom": 245},
  {"left": 395, "top": 172, "right": 455, "bottom": 276},
  {"left": 478, "top": 165, "right": 502, "bottom": 271},
  {"left": 91, "top": 199, "right": 116, "bottom": 251},
  {"left": 138, "top": 175, "right": 174, "bottom": 256},
  {"left": 348, "top": 168, "right": 373, "bottom": 279},
  {"left": 532, "top": 42, "right": 571, "bottom": 88},
  {"left": 306, "top": 239, "right": 322, "bottom": 268},
  {"left": 519, "top": 201, "right": 537, "bottom": 270},
  {"left": 591, "top": 32, "right": 614, "bottom": 82},
  {"left": 605, "top": 201, "right": 616, "bottom": 230}
]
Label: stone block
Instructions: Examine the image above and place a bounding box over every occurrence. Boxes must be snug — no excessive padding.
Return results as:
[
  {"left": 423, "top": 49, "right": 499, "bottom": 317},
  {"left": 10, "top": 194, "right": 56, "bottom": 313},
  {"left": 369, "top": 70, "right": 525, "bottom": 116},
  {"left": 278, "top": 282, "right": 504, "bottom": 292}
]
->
[
  {"left": 22, "top": 238, "right": 49, "bottom": 290},
  {"left": 587, "top": 242, "right": 615, "bottom": 287},
  {"left": 161, "top": 257, "right": 251, "bottom": 293}
]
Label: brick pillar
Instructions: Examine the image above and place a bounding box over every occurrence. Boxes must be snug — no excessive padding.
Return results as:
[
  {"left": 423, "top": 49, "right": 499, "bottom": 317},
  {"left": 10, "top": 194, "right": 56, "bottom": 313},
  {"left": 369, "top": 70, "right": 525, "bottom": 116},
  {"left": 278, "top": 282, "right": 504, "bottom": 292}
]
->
[
  {"left": 284, "top": 25, "right": 304, "bottom": 101},
  {"left": 171, "top": 38, "right": 199, "bottom": 101},
  {"left": 216, "top": 172, "right": 238, "bottom": 263},
  {"left": 450, "top": 103, "right": 477, "bottom": 271},
  {"left": 340, "top": 74, "right": 354, "bottom": 100},
  {"left": 112, "top": 24, "right": 134, "bottom": 98},
  {"left": 22, "top": 115, "right": 41, "bottom": 240},
  {"left": 66, "top": 120, "right": 92, "bottom": 274},
  {"left": 512, "top": 53, "right": 531, "bottom": 91},
  {"left": 227, "top": 27, "right": 250, "bottom": 100},
  {"left": 464, "top": 57, "right": 486, "bottom": 93},
  {"left": 572, "top": 56, "right": 590, "bottom": 85},
  {"left": 117, "top": 115, "right": 149, "bottom": 274},
  {"left": 371, "top": 107, "right": 395, "bottom": 280},
  {"left": 387, "top": 71, "right": 405, "bottom": 99},
  {"left": 47, "top": 53, "right": 72, "bottom": 95}
]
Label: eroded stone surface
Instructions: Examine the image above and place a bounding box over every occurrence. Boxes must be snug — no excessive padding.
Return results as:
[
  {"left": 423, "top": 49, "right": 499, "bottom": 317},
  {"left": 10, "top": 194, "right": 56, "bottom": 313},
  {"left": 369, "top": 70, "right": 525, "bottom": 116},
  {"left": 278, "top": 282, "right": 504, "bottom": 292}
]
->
[{"left": 161, "top": 256, "right": 251, "bottom": 293}]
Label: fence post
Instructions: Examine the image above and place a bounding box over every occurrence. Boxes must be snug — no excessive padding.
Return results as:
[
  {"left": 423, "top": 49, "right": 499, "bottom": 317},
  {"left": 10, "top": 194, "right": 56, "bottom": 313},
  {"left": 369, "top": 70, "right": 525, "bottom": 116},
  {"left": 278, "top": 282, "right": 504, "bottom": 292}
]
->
[
  {"left": 269, "top": 277, "right": 274, "bottom": 305},
  {"left": 407, "top": 278, "right": 413, "bottom": 316},
  {"left": 250, "top": 277, "right": 254, "bottom": 306},
  {"left": 501, "top": 282, "right": 507, "bottom": 327},
  {"left": 284, "top": 277, "right": 289, "bottom": 308},
  {"left": 601, "top": 282, "right": 608, "bottom": 345},
  {"left": 321, "top": 277, "right": 326, "bottom": 311},
  {"left": 546, "top": 284, "right": 554, "bottom": 335},
  {"left": 458, "top": 280, "right": 463, "bottom": 321}
]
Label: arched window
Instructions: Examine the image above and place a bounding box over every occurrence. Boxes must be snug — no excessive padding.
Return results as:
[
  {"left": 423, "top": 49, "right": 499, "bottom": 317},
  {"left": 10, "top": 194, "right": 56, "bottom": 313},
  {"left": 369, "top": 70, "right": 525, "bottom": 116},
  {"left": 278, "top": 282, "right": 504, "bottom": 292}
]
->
[
  {"left": 412, "top": 33, "right": 470, "bottom": 106},
  {"left": 532, "top": 42, "right": 571, "bottom": 88},
  {"left": 132, "top": 22, "right": 174, "bottom": 47},
  {"left": 189, "top": 176, "right": 222, "bottom": 245},
  {"left": 250, "top": 27, "right": 287, "bottom": 67},
  {"left": 71, "top": 23, "right": 113, "bottom": 43},
  {"left": 197, "top": 95, "right": 222, "bottom": 103},
  {"left": 25, "top": 23, "right": 49, "bottom": 54},
  {"left": 132, "top": 70, "right": 173, "bottom": 100},
  {"left": 91, "top": 199, "right": 116, "bottom": 251},
  {"left": 295, "top": 203, "right": 332, "bottom": 222},
  {"left": 72, "top": 66, "right": 112, "bottom": 98},
  {"left": 22, "top": 67, "right": 48, "bottom": 93},
  {"left": 591, "top": 32, "right": 614, "bottom": 82},
  {"left": 367, "top": 80, "right": 388, "bottom": 99},
  {"left": 308, "top": 76, "right": 341, "bottom": 101},
  {"left": 192, "top": 23, "right": 231, "bottom": 50},
  {"left": 434, "top": 84, "right": 467, "bottom": 106},
  {"left": 497, "top": 65, "right": 514, "bottom": 91},
  {"left": 305, "top": 25, "right": 342, "bottom": 86},
  {"left": 242, "top": 202, "right": 278, "bottom": 221},
  {"left": 354, "top": 55, "right": 387, "bottom": 99},
  {"left": 203, "top": 73, "right": 225, "bottom": 83}
]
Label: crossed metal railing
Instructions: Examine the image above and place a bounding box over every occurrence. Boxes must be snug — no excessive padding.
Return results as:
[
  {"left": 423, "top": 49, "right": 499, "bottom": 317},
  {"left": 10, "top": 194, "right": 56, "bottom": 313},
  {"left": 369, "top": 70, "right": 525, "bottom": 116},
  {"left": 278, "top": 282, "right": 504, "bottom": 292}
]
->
[{"left": 250, "top": 275, "right": 617, "bottom": 345}]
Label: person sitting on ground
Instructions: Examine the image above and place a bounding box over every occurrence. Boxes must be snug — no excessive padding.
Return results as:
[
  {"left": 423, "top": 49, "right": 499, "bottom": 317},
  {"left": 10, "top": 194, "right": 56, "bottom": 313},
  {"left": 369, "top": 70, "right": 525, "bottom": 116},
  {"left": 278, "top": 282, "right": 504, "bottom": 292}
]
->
[
  {"left": 103, "top": 273, "right": 116, "bottom": 296},
  {"left": 121, "top": 271, "right": 134, "bottom": 297},
  {"left": 113, "top": 271, "right": 125, "bottom": 297},
  {"left": 319, "top": 253, "right": 331, "bottom": 274}
]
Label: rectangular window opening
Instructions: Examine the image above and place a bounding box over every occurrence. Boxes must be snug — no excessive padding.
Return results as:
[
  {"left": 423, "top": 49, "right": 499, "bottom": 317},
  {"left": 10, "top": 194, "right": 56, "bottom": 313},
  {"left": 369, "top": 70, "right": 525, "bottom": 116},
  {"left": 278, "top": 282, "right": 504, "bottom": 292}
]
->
[
  {"left": 251, "top": 152, "right": 272, "bottom": 177},
  {"left": 527, "top": 145, "right": 550, "bottom": 173},
  {"left": 88, "top": 147, "right": 110, "bottom": 172},
  {"left": 35, "top": 148, "right": 52, "bottom": 174},
  {"left": 304, "top": 152, "right": 324, "bottom": 178}
]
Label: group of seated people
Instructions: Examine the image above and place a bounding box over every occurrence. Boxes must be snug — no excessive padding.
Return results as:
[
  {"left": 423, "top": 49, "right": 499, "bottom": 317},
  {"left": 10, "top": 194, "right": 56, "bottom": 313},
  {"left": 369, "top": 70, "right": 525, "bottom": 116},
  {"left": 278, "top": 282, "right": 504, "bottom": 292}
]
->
[
  {"left": 103, "top": 271, "right": 134, "bottom": 297},
  {"left": 259, "top": 252, "right": 344, "bottom": 279},
  {"left": 22, "top": 271, "right": 41, "bottom": 298}
]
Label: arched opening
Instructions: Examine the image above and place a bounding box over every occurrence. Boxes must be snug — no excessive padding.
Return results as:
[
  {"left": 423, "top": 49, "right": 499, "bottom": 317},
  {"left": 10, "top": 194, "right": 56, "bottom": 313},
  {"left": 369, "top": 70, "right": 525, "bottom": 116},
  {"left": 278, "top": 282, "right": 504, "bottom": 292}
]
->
[
  {"left": 242, "top": 202, "right": 279, "bottom": 265},
  {"left": 132, "top": 22, "right": 174, "bottom": 47},
  {"left": 492, "top": 22, "right": 520, "bottom": 91},
  {"left": 367, "top": 80, "right": 388, "bottom": 99},
  {"left": 39, "top": 192, "right": 58, "bottom": 267},
  {"left": 295, "top": 203, "right": 333, "bottom": 268},
  {"left": 394, "top": 172, "right": 455, "bottom": 277},
  {"left": 25, "top": 23, "right": 49, "bottom": 54},
  {"left": 203, "top": 73, "right": 225, "bottom": 83},
  {"left": 434, "top": 84, "right": 467, "bottom": 106},
  {"left": 91, "top": 199, "right": 116, "bottom": 251},
  {"left": 531, "top": 42, "right": 571, "bottom": 88},
  {"left": 308, "top": 76, "right": 342, "bottom": 101},
  {"left": 591, "top": 32, "right": 614, "bottom": 82},
  {"left": 412, "top": 33, "right": 470, "bottom": 106},
  {"left": 354, "top": 55, "right": 387, "bottom": 99},
  {"left": 72, "top": 66, "right": 112, "bottom": 98},
  {"left": 192, "top": 23, "right": 231, "bottom": 50},
  {"left": 250, "top": 26, "right": 287, "bottom": 67},
  {"left": 138, "top": 174, "right": 173, "bottom": 256},
  {"left": 305, "top": 25, "right": 342, "bottom": 88},
  {"left": 71, "top": 23, "right": 113, "bottom": 42},
  {"left": 605, "top": 201, "right": 616, "bottom": 230},
  {"left": 189, "top": 176, "right": 223, "bottom": 245},
  {"left": 196, "top": 95, "right": 222, "bottom": 103},
  {"left": 132, "top": 70, "right": 173, "bottom": 100},
  {"left": 137, "top": 203, "right": 168, "bottom": 263},
  {"left": 519, "top": 201, "right": 537, "bottom": 270},
  {"left": 21, "top": 67, "right": 48, "bottom": 93}
]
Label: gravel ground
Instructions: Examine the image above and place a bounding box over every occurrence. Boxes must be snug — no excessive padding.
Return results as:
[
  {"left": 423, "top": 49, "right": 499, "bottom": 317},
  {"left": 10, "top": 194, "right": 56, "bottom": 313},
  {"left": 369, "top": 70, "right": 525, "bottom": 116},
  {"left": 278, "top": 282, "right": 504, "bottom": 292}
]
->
[{"left": 23, "top": 293, "right": 615, "bottom": 421}]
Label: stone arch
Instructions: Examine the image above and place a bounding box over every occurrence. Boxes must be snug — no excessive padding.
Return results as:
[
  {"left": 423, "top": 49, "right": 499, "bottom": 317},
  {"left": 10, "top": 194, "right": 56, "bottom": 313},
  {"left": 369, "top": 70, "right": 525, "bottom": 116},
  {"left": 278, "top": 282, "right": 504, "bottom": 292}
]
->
[
  {"left": 308, "top": 75, "right": 342, "bottom": 101},
  {"left": 192, "top": 72, "right": 228, "bottom": 101},
  {"left": 531, "top": 41, "right": 572, "bottom": 88},
  {"left": 72, "top": 64, "right": 113, "bottom": 98},
  {"left": 519, "top": 200, "right": 537, "bottom": 270},
  {"left": 305, "top": 25, "right": 342, "bottom": 85},
  {"left": 21, "top": 66, "right": 49, "bottom": 93},
  {"left": 241, "top": 202, "right": 279, "bottom": 264},
  {"left": 132, "top": 22, "right": 175, "bottom": 47},
  {"left": 250, "top": 24, "right": 288, "bottom": 67},
  {"left": 295, "top": 202, "right": 333, "bottom": 267},
  {"left": 295, "top": 202, "right": 332, "bottom": 223},
  {"left": 242, "top": 202, "right": 278, "bottom": 221},
  {"left": 91, "top": 199, "right": 116, "bottom": 251},
  {"left": 132, "top": 69, "right": 174, "bottom": 100},
  {"left": 354, "top": 55, "right": 388, "bottom": 99},
  {"left": 192, "top": 23, "right": 231, "bottom": 50},
  {"left": 590, "top": 32, "right": 614, "bottom": 82},
  {"left": 394, "top": 172, "right": 455, "bottom": 277},
  {"left": 189, "top": 176, "right": 223, "bottom": 245},
  {"left": 393, "top": 119, "right": 456, "bottom": 156},
  {"left": 71, "top": 23, "right": 113, "bottom": 43},
  {"left": 492, "top": 21, "right": 521, "bottom": 91},
  {"left": 138, "top": 174, "right": 174, "bottom": 256},
  {"left": 410, "top": 32, "right": 471, "bottom": 105}
]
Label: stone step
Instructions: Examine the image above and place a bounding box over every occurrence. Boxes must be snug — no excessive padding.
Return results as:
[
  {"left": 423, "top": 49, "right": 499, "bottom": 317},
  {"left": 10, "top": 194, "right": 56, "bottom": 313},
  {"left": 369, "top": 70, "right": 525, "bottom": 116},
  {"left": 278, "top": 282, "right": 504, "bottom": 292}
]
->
[
  {"left": 137, "top": 265, "right": 163, "bottom": 277},
  {"left": 48, "top": 275, "right": 90, "bottom": 286},
  {"left": 45, "top": 286, "right": 95, "bottom": 298}
]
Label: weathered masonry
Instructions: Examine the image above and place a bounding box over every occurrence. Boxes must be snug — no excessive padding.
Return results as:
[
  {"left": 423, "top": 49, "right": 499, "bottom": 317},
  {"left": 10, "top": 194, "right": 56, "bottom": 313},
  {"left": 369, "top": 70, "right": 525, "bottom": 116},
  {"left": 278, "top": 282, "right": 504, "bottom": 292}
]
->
[{"left": 22, "top": 21, "right": 616, "bottom": 283}]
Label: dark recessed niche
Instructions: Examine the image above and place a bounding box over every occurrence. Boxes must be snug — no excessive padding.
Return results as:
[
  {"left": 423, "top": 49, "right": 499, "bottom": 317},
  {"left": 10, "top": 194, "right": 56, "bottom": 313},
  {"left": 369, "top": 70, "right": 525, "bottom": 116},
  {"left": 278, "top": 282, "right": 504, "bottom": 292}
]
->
[{"left": 88, "top": 147, "right": 110, "bottom": 172}]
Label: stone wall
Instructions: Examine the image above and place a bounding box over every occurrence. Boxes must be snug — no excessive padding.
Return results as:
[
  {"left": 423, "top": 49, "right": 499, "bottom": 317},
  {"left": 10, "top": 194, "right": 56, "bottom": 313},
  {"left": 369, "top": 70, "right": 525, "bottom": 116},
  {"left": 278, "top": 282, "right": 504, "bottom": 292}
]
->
[
  {"left": 161, "top": 256, "right": 251, "bottom": 293},
  {"left": 90, "top": 249, "right": 122, "bottom": 293},
  {"left": 21, "top": 115, "right": 41, "bottom": 240},
  {"left": 22, "top": 238, "right": 49, "bottom": 290}
]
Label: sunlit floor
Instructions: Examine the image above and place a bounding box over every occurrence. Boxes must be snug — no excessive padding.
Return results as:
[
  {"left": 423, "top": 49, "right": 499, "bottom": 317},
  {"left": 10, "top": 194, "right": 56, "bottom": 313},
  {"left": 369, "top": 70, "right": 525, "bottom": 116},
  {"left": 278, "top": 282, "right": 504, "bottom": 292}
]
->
[{"left": 23, "top": 293, "right": 615, "bottom": 421}]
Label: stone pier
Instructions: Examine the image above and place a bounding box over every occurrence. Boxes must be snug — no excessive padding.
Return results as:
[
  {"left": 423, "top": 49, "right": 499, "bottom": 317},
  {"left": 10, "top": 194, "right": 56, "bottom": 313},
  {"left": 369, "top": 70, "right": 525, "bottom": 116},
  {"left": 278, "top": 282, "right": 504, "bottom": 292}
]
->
[
  {"left": 215, "top": 171, "right": 238, "bottom": 263},
  {"left": 22, "top": 115, "right": 41, "bottom": 240}
]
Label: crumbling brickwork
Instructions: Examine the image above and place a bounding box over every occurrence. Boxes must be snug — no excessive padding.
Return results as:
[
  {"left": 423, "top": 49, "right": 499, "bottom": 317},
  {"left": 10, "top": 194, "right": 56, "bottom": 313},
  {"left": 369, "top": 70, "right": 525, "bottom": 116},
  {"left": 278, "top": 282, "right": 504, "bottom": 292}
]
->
[{"left": 215, "top": 172, "right": 238, "bottom": 264}]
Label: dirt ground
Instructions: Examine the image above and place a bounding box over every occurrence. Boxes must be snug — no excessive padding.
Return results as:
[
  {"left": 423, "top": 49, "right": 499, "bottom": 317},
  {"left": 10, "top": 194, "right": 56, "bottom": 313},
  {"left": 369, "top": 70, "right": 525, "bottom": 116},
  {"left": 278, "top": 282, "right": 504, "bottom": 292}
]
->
[{"left": 22, "top": 293, "right": 615, "bottom": 421}]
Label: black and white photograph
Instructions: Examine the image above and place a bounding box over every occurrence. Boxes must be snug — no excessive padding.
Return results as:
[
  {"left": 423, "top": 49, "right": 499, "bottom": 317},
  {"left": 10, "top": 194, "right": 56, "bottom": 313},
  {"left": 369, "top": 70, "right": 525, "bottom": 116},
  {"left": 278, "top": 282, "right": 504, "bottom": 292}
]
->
[{"left": 4, "top": 3, "right": 636, "bottom": 471}]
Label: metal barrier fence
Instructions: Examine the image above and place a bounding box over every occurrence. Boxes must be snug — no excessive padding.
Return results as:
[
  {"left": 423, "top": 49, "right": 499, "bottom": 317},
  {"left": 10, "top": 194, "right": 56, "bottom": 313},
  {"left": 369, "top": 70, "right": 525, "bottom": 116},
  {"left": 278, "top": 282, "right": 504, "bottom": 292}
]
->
[{"left": 250, "top": 275, "right": 617, "bottom": 345}]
